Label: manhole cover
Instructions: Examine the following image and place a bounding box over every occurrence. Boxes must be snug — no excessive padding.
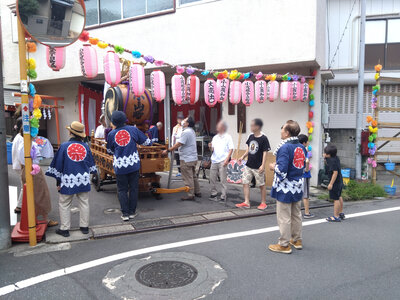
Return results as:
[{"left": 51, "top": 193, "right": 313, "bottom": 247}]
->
[{"left": 135, "top": 261, "right": 198, "bottom": 289}]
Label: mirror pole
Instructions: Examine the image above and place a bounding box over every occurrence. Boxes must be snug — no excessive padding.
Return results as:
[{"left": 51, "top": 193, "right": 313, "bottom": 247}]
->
[{"left": 17, "top": 20, "right": 37, "bottom": 247}]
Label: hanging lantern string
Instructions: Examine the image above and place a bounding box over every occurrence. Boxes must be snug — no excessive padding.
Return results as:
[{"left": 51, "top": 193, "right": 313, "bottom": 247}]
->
[{"left": 79, "top": 31, "right": 316, "bottom": 80}]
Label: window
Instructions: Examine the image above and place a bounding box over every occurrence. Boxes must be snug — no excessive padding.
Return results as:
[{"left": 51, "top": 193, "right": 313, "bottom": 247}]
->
[
  {"left": 180, "top": 0, "right": 203, "bottom": 4},
  {"left": 365, "top": 18, "right": 400, "bottom": 70},
  {"left": 84, "top": 0, "right": 99, "bottom": 26},
  {"left": 84, "top": 0, "right": 174, "bottom": 26}
]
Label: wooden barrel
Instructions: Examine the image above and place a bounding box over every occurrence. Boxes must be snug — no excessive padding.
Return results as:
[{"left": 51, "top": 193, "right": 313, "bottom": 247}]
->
[{"left": 104, "top": 84, "right": 152, "bottom": 126}]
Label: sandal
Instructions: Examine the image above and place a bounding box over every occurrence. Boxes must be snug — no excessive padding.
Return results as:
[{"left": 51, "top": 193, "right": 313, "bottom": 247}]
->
[
  {"left": 339, "top": 213, "right": 345, "bottom": 220},
  {"left": 326, "top": 216, "right": 341, "bottom": 222}
]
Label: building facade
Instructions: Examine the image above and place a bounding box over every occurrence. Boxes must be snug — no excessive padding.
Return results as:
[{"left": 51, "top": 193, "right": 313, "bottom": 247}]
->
[
  {"left": 1, "top": 0, "right": 326, "bottom": 184},
  {"left": 326, "top": 0, "right": 400, "bottom": 168}
]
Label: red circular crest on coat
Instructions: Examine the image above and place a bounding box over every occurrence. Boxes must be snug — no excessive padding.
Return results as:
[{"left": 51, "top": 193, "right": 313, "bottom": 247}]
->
[
  {"left": 67, "top": 143, "right": 87, "bottom": 162},
  {"left": 115, "top": 130, "right": 131, "bottom": 147},
  {"left": 293, "top": 147, "right": 305, "bottom": 169}
]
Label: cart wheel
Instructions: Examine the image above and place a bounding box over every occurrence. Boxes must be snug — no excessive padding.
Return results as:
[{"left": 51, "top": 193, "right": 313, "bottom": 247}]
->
[
  {"left": 151, "top": 182, "right": 162, "bottom": 200},
  {"left": 92, "top": 167, "right": 102, "bottom": 192}
]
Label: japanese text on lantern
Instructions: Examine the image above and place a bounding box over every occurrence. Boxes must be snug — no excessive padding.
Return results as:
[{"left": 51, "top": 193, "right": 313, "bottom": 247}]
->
[
  {"left": 244, "top": 82, "right": 251, "bottom": 104},
  {"left": 208, "top": 81, "right": 215, "bottom": 104},
  {"left": 220, "top": 80, "right": 227, "bottom": 98}
]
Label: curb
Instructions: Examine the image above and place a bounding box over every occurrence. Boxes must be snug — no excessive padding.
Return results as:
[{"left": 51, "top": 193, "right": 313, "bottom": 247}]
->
[{"left": 46, "top": 202, "right": 334, "bottom": 243}]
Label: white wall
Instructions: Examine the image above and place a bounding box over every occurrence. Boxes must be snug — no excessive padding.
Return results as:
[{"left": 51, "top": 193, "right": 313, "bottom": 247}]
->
[{"left": 2, "top": 0, "right": 321, "bottom": 85}]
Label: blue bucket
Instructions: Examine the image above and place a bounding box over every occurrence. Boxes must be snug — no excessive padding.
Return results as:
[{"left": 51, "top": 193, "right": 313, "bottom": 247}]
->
[
  {"left": 6, "top": 142, "right": 12, "bottom": 165},
  {"left": 385, "top": 162, "right": 395, "bottom": 171},
  {"left": 384, "top": 185, "right": 397, "bottom": 196},
  {"left": 341, "top": 168, "right": 350, "bottom": 178}
]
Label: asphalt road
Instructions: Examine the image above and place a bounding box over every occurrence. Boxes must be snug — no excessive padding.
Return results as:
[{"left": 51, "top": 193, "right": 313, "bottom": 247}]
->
[{"left": 1, "top": 199, "right": 399, "bottom": 299}]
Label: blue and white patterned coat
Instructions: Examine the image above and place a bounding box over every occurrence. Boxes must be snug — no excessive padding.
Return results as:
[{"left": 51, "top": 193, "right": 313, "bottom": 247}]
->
[
  {"left": 106, "top": 125, "right": 151, "bottom": 175},
  {"left": 271, "top": 140, "right": 306, "bottom": 203},
  {"left": 46, "top": 139, "right": 97, "bottom": 195}
]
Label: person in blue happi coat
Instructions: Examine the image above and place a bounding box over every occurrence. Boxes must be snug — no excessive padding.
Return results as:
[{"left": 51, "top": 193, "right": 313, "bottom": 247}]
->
[
  {"left": 146, "top": 121, "right": 163, "bottom": 143},
  {"left": 46, "top": 121, "right": 97, "bottom": 237},
  {"left": 107, "top": 111, "right": 151, "bottom": 221},
  {"left": 268, "top": 120, "right": 306, "bottom": 254}
]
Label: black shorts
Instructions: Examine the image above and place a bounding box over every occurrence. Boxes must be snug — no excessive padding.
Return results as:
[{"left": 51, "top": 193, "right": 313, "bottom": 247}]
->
[{"left": 329, "top": 185, "right": 343, "bottom": 200}]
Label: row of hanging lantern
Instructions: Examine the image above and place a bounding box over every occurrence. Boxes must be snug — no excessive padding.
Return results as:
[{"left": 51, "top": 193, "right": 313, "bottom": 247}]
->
[
  {"left": 44, "top": 44, "right": 311, "bottom": 107},
  {"left": 170, "top": 75, "right": 310, "bottom": 107}
]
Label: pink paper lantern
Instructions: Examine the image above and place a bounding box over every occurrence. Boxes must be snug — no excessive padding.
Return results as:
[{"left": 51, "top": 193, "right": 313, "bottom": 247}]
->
[
  {"left": 300, "top": 83, "right": 310, "bottom": 102},
  {"left": 103, "top": 51, "right": 121, "bottom": 87},
  {"left": 129, "top": 63, "right": 145, "bottom": 97},
  {"left": 186, "top": 75, "right": 200, "bottom": 105},
  {"left": 280, "top": 81, "right": 292, "bottom": 102},
  {"left": 204, "top": 78, "right": 217, "bottom": 107},
  {"left": 79, "top": 44, "right": 98, "bottom": 79},
  {"left": 241, "top": 80, "right": 254, "bottom": 106},
  {"left": 255, "top": 80, "right": 267, "bottom": 103},
  {"left": 171, "top": 73, "right": 186, "bottom": 105},
  {"left": 291, "top": 81, "right": 301, "bottom": 101},
  {"left": 46, "top": 46, "right": 65, "bottom": 71},
  {"left": 266, "top": 80, "right": 279, "bottom": 102},
  {"left": 229, "top": 81, "right": 242, "bottom": 104},
  {"left": 216, "top": 78, "right": 229, "bottom": 103},
  {"left": 150, "top": 70, "right": 166, "bottom": 102}
]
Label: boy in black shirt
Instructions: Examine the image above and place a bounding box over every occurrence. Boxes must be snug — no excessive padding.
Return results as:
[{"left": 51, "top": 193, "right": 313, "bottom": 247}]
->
[
  {"left": 236, "top": 119, "right": 271, "bottom": 210},
  {"left": 324, "top": 144, "right": 345, "bottom": 222}
]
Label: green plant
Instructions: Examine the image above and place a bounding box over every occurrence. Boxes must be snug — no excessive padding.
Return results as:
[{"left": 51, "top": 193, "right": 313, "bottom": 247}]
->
[
  {"left": 18, "top": 0, "right": 39, "bottom": 24},
  {"left": 343, "top": 180, "right": 386, "bottom": 201}
]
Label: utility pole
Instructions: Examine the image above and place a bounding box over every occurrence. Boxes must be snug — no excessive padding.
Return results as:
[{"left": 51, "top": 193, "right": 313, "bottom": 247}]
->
[
  {"left": 17, "top": 21, "right": 37, "bottom": 246},
  {"left": 0, "top": 31, "right": 11, "bottom": 250},
  {"left": 356, "top": 0, "right": 366, "bottom": 180}
]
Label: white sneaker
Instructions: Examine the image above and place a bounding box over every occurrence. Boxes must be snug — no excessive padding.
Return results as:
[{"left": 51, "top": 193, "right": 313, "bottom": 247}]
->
[
  {"left": 121, "top": 215, "right": 129, "bottom": 221},
  {"left": 129, "top": 214, "right": 137, "bottom": 219}
]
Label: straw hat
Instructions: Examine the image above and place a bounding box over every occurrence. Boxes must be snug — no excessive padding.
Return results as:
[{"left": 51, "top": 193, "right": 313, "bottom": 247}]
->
[{"left": 66, "top": 121, "right": 86, "bottom": 138}]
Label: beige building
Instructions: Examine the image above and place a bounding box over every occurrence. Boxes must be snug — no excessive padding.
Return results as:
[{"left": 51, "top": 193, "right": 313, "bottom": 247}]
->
[{"left": 1, "top": 0, "right": 327, "bottom": 185}]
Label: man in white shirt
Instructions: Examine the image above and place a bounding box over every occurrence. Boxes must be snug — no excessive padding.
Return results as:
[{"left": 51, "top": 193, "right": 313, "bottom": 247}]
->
[
  {"left": 94, "top": 115, "right": 106, "bottom": 139},
  {"left": 209, "top": 120, "right": 234, "bottom": 202},
  {"left": 12, "top": 119, "right": 24, "bottom": 213}
]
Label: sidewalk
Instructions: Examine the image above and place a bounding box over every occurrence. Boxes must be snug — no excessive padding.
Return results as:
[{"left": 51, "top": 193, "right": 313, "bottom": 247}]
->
[{"left": 8, "top": 165, "right": 330, "bottom": 243}]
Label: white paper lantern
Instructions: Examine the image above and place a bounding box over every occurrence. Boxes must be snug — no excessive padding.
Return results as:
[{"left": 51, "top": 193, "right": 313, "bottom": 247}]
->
[
  {"left": 150, "top": 70, "right": 166, "bottom": 102},
  {"left": 266, "top": 81, "right": 279, "bottom": 102},
  {"left": 204, "top": 78, "right": 217, "bottom": 107},
  {"left": 255, "top": 80, "right": 267, "bottom": 103},
  {"left": 229, "top": 81, "right": 242, "bottom": 104},
  {"left": 171, "top": 73, "right": 186, "bottom": 105},
  {"left": 216, "top": 78, "right": 229, "bottom": 103},
  {"left": 280, "top": 81, "right": 292, "bottom": 102},
  {"left": 241, "top": 80, "right": 254, "bottom": 106}
]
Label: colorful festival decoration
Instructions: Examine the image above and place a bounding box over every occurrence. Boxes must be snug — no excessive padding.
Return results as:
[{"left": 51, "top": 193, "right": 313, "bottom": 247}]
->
[
  {"left": 150, "top": 70, "right": 166, "bottom": 102},
  {"left": 186, "top": 75, "right": 200, "bottom": 105},
  {"left": 103, "top": 51, "right": 121, "bottom": 87},
  {"left": 229, "top": 80, "right": 242, "bottom": 104},
  {"left": 266, "top": 80, "right": 279, "bottom": 102},
  {"left": 255, "top": 80, "right": 267, "bottom": 103},
  {"left": 171, "top": 73, "right": 186, "bottom": 105},
  {"left": 129, "top": 63, "right": 145, "bottom": 97},
  {"left": 291, "top": 81, "right": 301, "bottom": 101},
  {"left": 46, "top": 46, "right": 66, "bottom": 71},
  {"left": 216, "top": 78, "right": 229, "bottom": 103},
  {"left": 79, "top": 44, "right": 98, "bottom": 79},
  {"left": 204, "top": 78, "right": 217, "bottom": 107},
  {"left": 241, "top": 80, "right": 254, "bottom": 106}
]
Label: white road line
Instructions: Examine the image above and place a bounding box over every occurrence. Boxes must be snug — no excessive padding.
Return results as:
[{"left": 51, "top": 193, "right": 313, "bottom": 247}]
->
[{"left": 1, "top": 205, "right": 399, "bottom": 296}]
